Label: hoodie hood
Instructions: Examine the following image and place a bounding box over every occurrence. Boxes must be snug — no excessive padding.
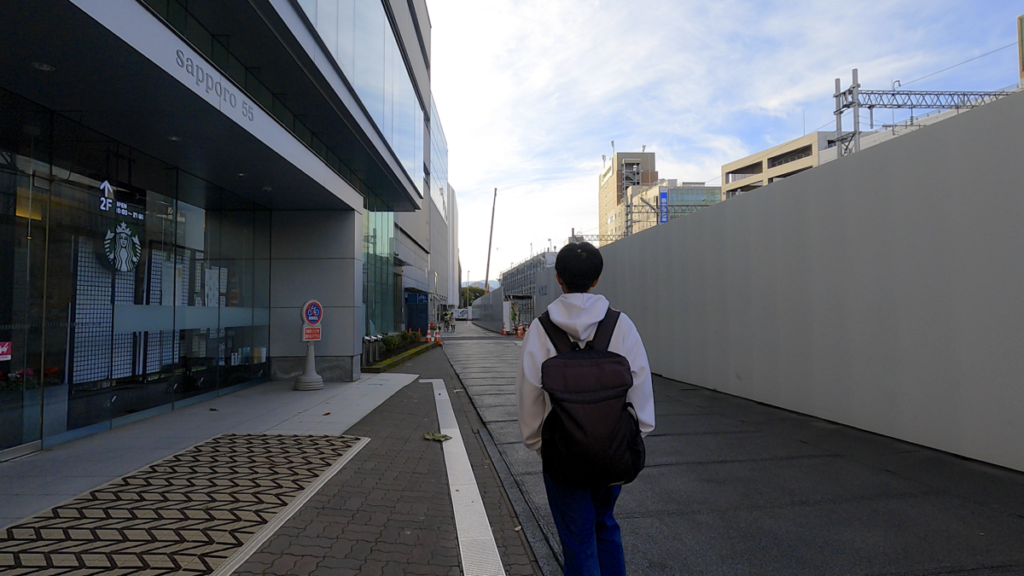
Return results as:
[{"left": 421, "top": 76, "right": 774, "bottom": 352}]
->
[{"left": 545, "top": 293, "right": 610, "bottom": 343}]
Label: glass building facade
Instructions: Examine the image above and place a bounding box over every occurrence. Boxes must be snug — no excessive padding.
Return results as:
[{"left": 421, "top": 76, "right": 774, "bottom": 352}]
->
[
  {"left": 362, "top": 205, "right": 397, "bottom": 337},
  {"left": 0, "top": 87, "right": 270, "bottom": 453},
  {"left": 138, "top": 0, "right": 412, "bottom": 202},
  {"left": 296, "top": 0, "right": 438, "bottom": 338},
  {"left": 297, "top": 0, "right": 425, "bottom": 195},
  {"left": 429, "top": 97, "right": 449, "bottom": 220}
]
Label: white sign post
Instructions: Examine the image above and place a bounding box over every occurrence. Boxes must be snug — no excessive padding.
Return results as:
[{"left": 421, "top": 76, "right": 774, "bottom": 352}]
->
[{"left": 294, "top": 300, "right": 324, "bottom": 391}]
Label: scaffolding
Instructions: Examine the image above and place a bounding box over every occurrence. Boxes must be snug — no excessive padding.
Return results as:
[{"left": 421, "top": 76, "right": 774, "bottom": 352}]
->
[{"left": 498, "top": 252, "right": 556, "bottom": 326}]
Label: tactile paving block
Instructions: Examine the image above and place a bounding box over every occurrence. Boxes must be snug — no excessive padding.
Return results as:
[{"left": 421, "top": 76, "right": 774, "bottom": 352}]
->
[{"left": 0, "top": 433, "right": 363, "bottom": 575}]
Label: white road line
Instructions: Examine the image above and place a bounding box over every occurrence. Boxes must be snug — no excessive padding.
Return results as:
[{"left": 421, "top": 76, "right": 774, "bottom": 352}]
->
[{"left": 422, "top": 378, "right": 507, "bottom": 576}]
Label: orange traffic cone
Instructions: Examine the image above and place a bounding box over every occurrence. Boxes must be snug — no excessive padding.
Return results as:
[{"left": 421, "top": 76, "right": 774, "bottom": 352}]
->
[
  {"left": 436, "top": 328, "right": 442, "bottom": 346},
  {"left": 426, "top": 324, "right": 434, "bottom": 342},
  {"left": 502, "top": 323, "right": 507, "bottom": 336},
  {"left": 516, "top": 323, "right": 524, "bottom": 338}
]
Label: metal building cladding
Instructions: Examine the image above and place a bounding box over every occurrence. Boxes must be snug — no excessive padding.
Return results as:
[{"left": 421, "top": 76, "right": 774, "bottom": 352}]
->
[{"left": 0, "top": 0, "right": 440, "bottom": 459}]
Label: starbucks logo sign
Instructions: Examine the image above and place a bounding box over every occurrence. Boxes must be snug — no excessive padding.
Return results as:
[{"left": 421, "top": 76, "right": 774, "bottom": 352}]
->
[{"left": 104, "top": 221, "right": 142, "bottom": 272}]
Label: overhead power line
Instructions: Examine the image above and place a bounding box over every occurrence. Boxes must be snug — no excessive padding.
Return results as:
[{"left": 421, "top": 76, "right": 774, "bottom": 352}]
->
[{"left": 903, "top": 42, "right": 1017, "bottom": 87}]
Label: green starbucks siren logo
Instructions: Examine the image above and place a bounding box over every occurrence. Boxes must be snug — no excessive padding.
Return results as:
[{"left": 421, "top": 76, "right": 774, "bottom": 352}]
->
[{"left": 104, "top": 221, "right": 142, "bottom": 272}]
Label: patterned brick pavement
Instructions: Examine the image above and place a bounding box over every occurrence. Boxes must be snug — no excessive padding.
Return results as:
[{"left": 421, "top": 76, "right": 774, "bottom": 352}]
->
[
  {"left": 0, "top": 434, "right": 364, "bottom": 575},
  {"left": 236, "top": 348, "right": 542, "bottom": 576}
]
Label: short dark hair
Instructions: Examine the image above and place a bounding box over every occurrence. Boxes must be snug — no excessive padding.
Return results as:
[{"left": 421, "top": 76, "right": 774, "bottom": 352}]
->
[{"left": 556, "top": 242, "right": 603, "bottom": 293}]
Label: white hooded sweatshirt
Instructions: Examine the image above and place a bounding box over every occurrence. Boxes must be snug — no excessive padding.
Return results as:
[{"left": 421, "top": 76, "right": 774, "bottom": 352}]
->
[{"left": 516, "top": 293, "right": 655, "bottom": 452}]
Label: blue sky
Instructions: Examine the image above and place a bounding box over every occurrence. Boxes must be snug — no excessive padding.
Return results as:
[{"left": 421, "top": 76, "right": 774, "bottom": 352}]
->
[{"left": 428, "top": 0, "right": 1023, "bottom": 284}]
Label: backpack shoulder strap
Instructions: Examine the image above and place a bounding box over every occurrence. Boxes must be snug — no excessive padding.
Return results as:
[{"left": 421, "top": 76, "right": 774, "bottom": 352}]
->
[
  {"left": 538, "top": 311, "right": 578, "bottom": 354},
  {"left": 587, "top": 308, "right": 621, "bottom": 351}
]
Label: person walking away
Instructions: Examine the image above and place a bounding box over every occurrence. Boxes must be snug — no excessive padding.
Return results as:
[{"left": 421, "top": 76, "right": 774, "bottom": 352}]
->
[{"left": 516, "top": 242, "right": 655, "bottom": 575}]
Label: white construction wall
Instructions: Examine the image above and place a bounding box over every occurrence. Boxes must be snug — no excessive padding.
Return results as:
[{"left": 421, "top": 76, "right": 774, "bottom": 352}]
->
[{"left": 596, "top": 90, "right": 1024, "bottom": 472}]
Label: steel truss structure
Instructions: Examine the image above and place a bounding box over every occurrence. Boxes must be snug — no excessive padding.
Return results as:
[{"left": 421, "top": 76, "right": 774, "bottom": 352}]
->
[
  {"left": 568, "top": 234, "right": 625, "bottom": 244},
  {"left": 571, "top": 204, "right": 713, "bottom": 245},
  {"left": 834, "top": 68, "right": 1012, "bottom": 158}
]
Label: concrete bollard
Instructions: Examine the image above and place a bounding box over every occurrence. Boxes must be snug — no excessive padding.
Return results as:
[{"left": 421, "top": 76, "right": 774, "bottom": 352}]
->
[{"left": 293, "top": 341, "right": 324, "bottom": 391}]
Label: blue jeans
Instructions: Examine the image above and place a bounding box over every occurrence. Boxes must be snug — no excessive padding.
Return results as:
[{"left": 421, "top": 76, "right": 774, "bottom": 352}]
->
[{"left": 543, "top": 472, "right": 626, "bottom": 576}]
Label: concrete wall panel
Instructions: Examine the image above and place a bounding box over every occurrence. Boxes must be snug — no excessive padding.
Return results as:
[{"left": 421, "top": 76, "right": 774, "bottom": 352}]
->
[
  {"left": 268, "top": 210, "right": 361, "bottom": 380},
  {"left": 270, "top": 258, "right": 358, "bottom": 308},
  {"left": 271, "top": 210, "right": 357, "bottom": 259},
  {"left": 597, "top": 90, "right": 1024, "bottom": 472},
  {"left": 471, "top": 288, "right": 505, "bottom": 334},
  {"left": 269, "top": 305, "right": 359, "bottom": 358}
]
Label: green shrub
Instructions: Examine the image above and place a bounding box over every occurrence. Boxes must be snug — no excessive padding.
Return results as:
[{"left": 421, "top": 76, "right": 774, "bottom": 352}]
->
[
  {"left": 403, "top": 331, "right": 419, "bottom": 344},
  {"left": 382, "top": 335, "right": 403, "bottom": 351}
]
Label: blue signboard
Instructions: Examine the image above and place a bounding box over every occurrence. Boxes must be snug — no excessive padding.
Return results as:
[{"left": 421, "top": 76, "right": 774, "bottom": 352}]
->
[{"left": 659, "top": 187, "right": 669, "bottom": 224}]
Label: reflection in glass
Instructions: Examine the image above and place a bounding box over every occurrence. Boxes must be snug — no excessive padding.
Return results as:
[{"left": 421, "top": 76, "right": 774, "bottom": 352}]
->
[
  {"left": 0, "top": 87, "right": 271, "bottom": 455},
  {"left": 302, "top": 0, "right": 424, "bottom": 195}
]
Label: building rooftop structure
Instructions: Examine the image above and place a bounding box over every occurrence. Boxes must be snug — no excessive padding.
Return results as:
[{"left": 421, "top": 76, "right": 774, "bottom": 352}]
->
[
  {"left": 599, "top": 152, "right": 658, "bottom": 239},
  {"left": 722, "top": 82, "right": 1022, "bottom": 200},
  {"left": 722, "top": 132, "right": 833, "bottom": 200},
  {"left": 628, "top": 180, "right": 722, "bottom": 235}
]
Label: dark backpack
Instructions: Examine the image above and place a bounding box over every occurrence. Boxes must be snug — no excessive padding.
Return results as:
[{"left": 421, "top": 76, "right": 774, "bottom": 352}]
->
[{"left": 538, "top": 308, "right": 646, "bottom": 488}]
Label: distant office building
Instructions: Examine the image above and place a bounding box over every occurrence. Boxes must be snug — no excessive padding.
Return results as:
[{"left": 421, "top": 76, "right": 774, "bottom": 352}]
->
[
  {"left": 599, "top": 152, "right": 658, "bottom": 238},
  {"left": 1019, "top": 15, "right": 1024, "bottom": 81},
  {"left": 721, "top": 132, "right": 832, "bottom": 200},
  {"left": 395, "top": 98, "right": 460, "bottom": 335},
  {"left": 628, "top": 180, "right": 722, "bottom": 235}
]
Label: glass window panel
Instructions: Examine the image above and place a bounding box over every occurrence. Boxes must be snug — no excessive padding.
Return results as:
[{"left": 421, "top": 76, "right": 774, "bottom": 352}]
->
[
  {"left": 185, "top": 14, "right": 213, "bottom": 57},
  {"left": 316, "top": 0, "right": 339, "bottom": 60},
  {"left": 0, "top": 163, "right": 46, "bottom": 449},
  {"left": 144, "top": 0, "right": 169, "bottom": 19},
  {"left": 298, "top": 0, "right": 316, "bottom": 21},
  {"left": 396, "top": 75, "right": 415, "bottom": 178},
  {"left": 311, "top": 136, "right": 327, "bottom": 158},
  {"left": 337, "top": 0, "right": 355, "bottom": 77},
  {"left": 272, "top": 96, "right": 294, "bottom": 130},
  {"left": 414, "top": 106, "right": 424, "bottom": 195},
  {"left": 245, "top": 72, "right": 273, "bottom": 109},
  {"left": 382, "top": 29, "right": 395, "bottom": 143},
  {"left": 167, "top": 0, "right": 186, "bottom": 30},
  {"left": 224, "top": 53, "right": 246, "bottom": 86},
  {"left": 0, "top": 86, "right": 275, "bottom": 450},
  {"left": 293, "top": 119, "right": 312, "bottom": 146},
  {"left": 211, "top": 39, "right": 230, "bottom": 71},
  {"left": 353, "top": 0, "right": 385, "bottom": 128}
]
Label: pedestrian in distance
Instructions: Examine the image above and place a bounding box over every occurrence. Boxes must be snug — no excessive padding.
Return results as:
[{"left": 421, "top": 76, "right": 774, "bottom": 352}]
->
[{"left": 516, "top": 242, "right": 655, "bottom": 575}]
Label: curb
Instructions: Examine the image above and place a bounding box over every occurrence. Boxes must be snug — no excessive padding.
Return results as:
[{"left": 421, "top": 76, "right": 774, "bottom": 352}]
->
[
  {"left": 362, "top": 341, "right": 439, "bottom": 373},
  {"left": 478, "top": 427, "right": 563, "bottom": 576}
]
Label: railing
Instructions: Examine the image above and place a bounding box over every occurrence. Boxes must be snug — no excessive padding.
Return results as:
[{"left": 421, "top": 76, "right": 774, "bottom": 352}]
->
[{"left": 726, "top": 173, "right": 758, "bottom": 184}]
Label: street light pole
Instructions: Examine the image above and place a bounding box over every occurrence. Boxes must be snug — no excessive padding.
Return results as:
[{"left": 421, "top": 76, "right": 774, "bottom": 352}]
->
[{"left": 484, "top": 187, "right": 497, "bottom": 294}]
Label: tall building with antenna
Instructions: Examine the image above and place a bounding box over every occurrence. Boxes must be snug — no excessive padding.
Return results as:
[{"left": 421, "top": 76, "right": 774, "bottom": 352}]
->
[{"left": 598, "top": 152, "right": 658, "bottom": 238}]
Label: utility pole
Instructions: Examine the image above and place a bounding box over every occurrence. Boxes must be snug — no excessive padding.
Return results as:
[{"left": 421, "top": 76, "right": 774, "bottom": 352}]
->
[{"left": 483, "top": 187, "right": 497, "bottom": 294}]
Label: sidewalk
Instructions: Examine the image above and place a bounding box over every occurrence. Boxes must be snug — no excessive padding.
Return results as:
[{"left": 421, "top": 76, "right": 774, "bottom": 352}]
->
[
  {"left": 6, "top": 318, "right": 1024, "bottom": 575},
  {"left": 0, "top": 349, "right": 542, "bottom": 575},
  {"left": 445, "top": 321, "right": 1024, "bottom": 576}
]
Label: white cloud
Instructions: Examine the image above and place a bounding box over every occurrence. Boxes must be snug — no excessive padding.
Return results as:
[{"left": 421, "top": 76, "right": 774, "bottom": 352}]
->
[{"left": 430, "top": 0, "right": 1023, "bottom": 280}]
